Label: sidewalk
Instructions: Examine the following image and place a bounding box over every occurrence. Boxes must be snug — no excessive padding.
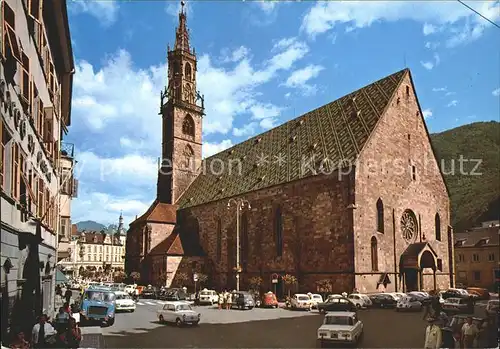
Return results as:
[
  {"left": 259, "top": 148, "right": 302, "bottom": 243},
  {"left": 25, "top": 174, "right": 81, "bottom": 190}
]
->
[{"left": 81, "top": 327, "right": 105, "bottom": 349}]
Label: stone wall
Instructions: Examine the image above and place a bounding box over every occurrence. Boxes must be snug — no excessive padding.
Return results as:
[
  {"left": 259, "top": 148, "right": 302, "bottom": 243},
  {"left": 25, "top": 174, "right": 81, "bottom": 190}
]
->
[
  {"left": 180, "top": 171, "right": 353, "bottom": 294},
  {"left": 354, "top": 73, "right": 452, "bottom": 293}
]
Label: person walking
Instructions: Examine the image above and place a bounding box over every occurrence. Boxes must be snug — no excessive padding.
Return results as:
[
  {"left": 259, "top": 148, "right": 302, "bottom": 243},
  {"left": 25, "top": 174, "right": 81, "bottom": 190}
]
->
[
  {"left": 60, "top": 317, "right": 82, "bottom": 349},
  {"left": 31, "top": 314, "right": 56, "bottom": 349},
  {"left": 64, "top": 288, "right": 72, "bottom": 305},
  {"left": 461, "top": 316, "right": 478, "bottom": 349},
  {"left": 226, "top": 292, "right": 232, "bottom": 310},
  {"left": 9, "top": 330, "right": 29, "bottom": 349},
  {"left": 217, "top": 292, "right": 223, "bottom": 310},
  {"left": 424, "top": 316, "right": 443, "bottom": 349}
]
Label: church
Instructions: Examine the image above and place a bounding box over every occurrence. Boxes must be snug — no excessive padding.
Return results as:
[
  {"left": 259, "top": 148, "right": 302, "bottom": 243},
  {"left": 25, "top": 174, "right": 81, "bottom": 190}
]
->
[{"left": 125, "top": 5, "right": 455, "bottom": 296}]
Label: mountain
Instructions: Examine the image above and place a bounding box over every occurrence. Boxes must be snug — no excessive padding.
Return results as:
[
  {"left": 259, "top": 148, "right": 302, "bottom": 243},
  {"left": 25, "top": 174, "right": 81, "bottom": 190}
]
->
[
  {"left": 431, "top": 121, "right": 500, "bottom": 232},
  {"left": 75, "top": 220, "right": 106, "bottom": 232}
]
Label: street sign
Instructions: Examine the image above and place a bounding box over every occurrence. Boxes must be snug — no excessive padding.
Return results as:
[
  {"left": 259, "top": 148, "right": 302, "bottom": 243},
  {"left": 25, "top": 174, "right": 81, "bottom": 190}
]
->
[
  {"left": 193, "top": 273, "right": 198, "bottom": 282},
  {"left": 271, "top": 273, "right": 279, "bottom": 283},
  {"left": 271, "top": 279, "right": 278, "bottom": 284}
]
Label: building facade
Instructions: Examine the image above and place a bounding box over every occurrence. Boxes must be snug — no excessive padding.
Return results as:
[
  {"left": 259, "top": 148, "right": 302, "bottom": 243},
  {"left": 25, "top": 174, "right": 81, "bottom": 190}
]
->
[
  {"left": 454, "top": 222, "right": 499, "bottom": 290},
  {"left": 58, "top": 216, "right": 127, "bottom": 278},
  {"left": 126, "top": 6, "right": 454, "bottom": 296},
  {"left": 0, "top": 0, "right": 73, "bottom": 342}
]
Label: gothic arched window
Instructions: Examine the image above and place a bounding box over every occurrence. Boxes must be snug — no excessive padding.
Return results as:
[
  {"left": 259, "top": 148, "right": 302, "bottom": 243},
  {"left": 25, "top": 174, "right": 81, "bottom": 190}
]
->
[
  {"left": 376, "top": 198, "right": 384, "bottom": 233},
  {"left": 241, "top": 211, "right": 249, "bottom": 270},
  {"left": 216, "top": 218, "right": 222, "bottom": 262},
  {"left": 435, "top": 213, "right": 441, "bottom": 241},
  {"left": 274, "top": 207, "right": 283, "bottom": 257},
  {"left": 184, "top": 63, "right": 192, "bottom": 80},
  {"left": 371, "top": 236, "right": 378, "bottom": 271},
  {"left": 182, "top": 114, "right": 195, "bottom": 137},
  {"left": 183, "top": 145, "right": 194, "bottom": 169},
  {"left": 173, "top": 61, "right": 181, "bottom": 75}
]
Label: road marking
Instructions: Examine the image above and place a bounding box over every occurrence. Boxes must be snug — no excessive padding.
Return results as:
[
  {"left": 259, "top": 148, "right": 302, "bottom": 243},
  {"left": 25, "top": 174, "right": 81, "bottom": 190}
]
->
[
  {"left": 136, "top": 302, "right": 145, "bottom": 305},
  {"left": 157, "top": 301, "right": 166, "bottom": 305},
  {"left": 145, "top": 301, "right": 156, "bottom": 305}
]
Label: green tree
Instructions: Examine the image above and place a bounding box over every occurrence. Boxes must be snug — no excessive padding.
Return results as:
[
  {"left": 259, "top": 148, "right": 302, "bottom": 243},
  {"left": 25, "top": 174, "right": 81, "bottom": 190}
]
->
[
  {"left": 282, "top": 274, "right": 297, "bottom": 297},
  {"left": 249, "top": 276, "right": 263, "bottom": 292}
]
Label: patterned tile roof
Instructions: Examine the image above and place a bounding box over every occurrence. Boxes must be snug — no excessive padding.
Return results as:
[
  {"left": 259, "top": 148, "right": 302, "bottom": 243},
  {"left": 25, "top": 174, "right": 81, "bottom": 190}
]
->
[
  {"left": 177, "top": 68, "right": 408, "bottom": 209},
  {"left": 454, "top": 226, "right": 499, "bottom": 247},
  {"left": 131, "top": 200, "right": 177, "bottom": 226}
]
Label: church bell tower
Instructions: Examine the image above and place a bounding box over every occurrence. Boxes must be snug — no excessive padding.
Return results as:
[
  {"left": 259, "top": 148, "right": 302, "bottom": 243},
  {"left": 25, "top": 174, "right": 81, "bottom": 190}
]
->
[{"left": 157, "top": 1, "right": 204, "bottom": 204}]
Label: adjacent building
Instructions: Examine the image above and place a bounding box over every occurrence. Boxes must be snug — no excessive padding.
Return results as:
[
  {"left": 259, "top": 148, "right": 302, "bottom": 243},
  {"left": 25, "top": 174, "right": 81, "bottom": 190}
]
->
[
  {"left": 126, "top": 6, "right": 454, "bottom": 296},
  {"left": 58, "top": 215, "right": 127, "bottom": 278},
  {"left": 0, "top": 0, "right": 73, "bottom": 341},
  {"left": 454, "top": 221, "right": 499, "bottom": 289}
]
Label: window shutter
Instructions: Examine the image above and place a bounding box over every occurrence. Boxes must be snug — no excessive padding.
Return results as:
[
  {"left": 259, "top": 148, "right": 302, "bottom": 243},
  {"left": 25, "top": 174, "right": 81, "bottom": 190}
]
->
[{"left": 72, "top": 179, "right": 79, "bottom": 198}]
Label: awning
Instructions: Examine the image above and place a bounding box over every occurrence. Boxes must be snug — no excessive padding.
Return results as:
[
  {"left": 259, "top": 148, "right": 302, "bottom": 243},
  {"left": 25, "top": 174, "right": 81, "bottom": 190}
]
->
[
  {"left": 56, "top": 269, "right": 69, "bottom": 284},
  {"left": 400, "top": 242, "right": 437, "bottom": 269}
]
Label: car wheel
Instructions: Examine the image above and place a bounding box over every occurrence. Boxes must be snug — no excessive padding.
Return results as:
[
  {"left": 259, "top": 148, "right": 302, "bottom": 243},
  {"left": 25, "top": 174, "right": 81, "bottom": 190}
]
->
[
  {"left": 194, "top": 321, "right": 199, "bottom": 326},
  {"left": 176, "top": 318, "right": 182, "bottom": 327},
  {"left": 107, "top": 318, "right": 115, "bottom": 326},
  {"left": 274, "top": 304, "right": 278, "bottom": 309},
  {"left": 356, "top": 303, "right": 361, "bottom": 309},
  {"left": 159, "top": 315, "right": 164, "bottom": 323},
  {"left": 319, "top": 308, "right": 325, "bottom": 314}
]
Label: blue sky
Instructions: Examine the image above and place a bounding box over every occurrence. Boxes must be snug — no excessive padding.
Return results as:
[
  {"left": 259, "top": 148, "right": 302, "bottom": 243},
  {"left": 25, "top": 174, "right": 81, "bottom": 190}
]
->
[{"left": 66, "top": 0, "right": 500, "bottom": 227}]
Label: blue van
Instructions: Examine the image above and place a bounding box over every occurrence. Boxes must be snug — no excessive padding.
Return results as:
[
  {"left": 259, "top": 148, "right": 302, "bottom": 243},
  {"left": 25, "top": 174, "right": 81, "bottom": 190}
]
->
[{"left": 80, "top": 287, "right": 116, "bottom": 326}]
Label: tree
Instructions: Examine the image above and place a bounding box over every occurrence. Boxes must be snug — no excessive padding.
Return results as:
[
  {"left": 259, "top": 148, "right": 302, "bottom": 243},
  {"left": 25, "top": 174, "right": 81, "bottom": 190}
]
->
[
  {"left": 174, "top": 272, "right": 189, "bottom": 287},
  {"left": 130, "top": 271, "right": 141, "bottom": 283},
  {"left": 196, "top": 273, "right": 208, "bottom": 286},
  {"left": 282, "top": 274, "right": 297, "bottom": 297},
  {"left": 113, "top": 271, "right": 126, "bottom": 283},
  {"left": 249, "top": 276, "right": 263, "bottom": 292}
]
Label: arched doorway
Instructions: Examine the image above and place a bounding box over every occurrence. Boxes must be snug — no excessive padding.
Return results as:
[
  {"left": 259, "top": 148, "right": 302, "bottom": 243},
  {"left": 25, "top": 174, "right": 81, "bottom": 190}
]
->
[{"left": 400, "top": 242, "right": 437, "bottom": 292}]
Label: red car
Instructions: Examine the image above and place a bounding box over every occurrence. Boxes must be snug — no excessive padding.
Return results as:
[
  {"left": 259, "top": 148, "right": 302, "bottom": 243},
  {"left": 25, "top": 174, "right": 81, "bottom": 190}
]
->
[{"left": 260, "top": 292, "right": 279, "bottom": 308}]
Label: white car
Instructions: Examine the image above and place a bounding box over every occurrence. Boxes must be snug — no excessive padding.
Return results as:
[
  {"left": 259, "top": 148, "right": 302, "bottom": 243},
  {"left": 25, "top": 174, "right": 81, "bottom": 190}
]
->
[
  {"left": 114, "top": 291, "right": 136, "bottom": 312},
  {"left": 124, "top": 284, "right": 136, "bottom": 295},
  {"left": 348, "top": 294, "right": 371, "bottom": 308},
  {"left": 198, "top": 289, "right": 218, "bottom": 305},
  {"left": 290, "top": 294, "right": 312, "bottom": 310},
  {"left": 308, "top": 294, "right": 324, "bottom": 309},
  {"left": 157, "top": 301, "right": 200, "bottom": 326},
  {"left": 396, "top": 295, "right": 423, "bottom": 311},
  {"left": 317, "top": 311, "right": 363, "bottom": 347}
]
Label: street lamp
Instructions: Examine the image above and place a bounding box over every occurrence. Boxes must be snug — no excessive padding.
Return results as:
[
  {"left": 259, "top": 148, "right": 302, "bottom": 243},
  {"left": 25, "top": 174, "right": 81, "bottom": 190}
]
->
[{"left": 227, "top": 198, "right": 251, "bottom": 291}]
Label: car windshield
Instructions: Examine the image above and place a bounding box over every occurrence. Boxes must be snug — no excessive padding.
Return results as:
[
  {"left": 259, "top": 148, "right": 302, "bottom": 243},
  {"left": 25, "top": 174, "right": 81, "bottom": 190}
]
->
[
  {"left": 324, "top": 316, "right": 353, "bottom": 325},
  {"left": 115, "top": 294, "right": 131, "bottom": 300},
  {"left": 200, "top": 291, "right": 211, "bottom": 295},
  {"left": 312, "top": 295, "right": 321, "bottom": 299},
  {"left": 298, "top": 296, "right": 309, "bottom": 301},
  {"left": 176, "top": 304, "right": 192, "bottom": 311},
  {"left": 85, "top": 291, "right": 115, "bottom": 302}
]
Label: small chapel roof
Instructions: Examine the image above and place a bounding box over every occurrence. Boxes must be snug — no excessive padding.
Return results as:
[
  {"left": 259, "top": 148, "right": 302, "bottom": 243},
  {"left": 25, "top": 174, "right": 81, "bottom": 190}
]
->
[
  {"left": 131, "top": 200, "right": 177, "bottom": 226},
  {"left": 176, "top": 68, "right": 409, "bottom": 209}
]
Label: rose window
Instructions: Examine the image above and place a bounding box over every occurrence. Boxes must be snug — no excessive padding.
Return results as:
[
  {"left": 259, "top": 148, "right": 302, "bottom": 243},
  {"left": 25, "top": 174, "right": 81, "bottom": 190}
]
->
[{"left": 400, "top": 210, "right": 417, "bottom": 242}]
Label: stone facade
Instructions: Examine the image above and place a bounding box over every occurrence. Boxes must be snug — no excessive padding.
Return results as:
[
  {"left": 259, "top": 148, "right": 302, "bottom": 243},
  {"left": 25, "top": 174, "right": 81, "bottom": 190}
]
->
[
  {"left": 0, "top": 0, "right": 73, "bottom": 342},
  {"left": 125, "top": 7, "right": 453, "bottom": 298}
]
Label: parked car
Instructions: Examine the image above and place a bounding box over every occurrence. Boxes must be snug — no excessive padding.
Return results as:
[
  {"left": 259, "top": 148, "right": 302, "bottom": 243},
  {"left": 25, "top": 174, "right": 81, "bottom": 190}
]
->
[
  {"left": 317, "top": 297, "right": 357, "bottom": 313},
  {"left": 442, "top": 297, "right": 474, "bottom": 314},
  {"left": 290, "top": 294, "right": 312, "bottom": 310},
  {"left": 159, "top": 288, "right": 191, "bottom": 303},
  {"left": 259, "top": 291, "right": 279, "bottom": 308},
  {"left": 197, "top": 289, "right": 218, "bottom": 305},
  {"left": 466, "top": 287, "right": 490, "bottom": 300},
  {"left": 348, "top": 294, "right": 372, "bottom": 308},
  {"left": 231, "top": 291, "right": 255, "bottom": 310},
  {"left": 157, "top": 301, "right": 200, "bottom": 326},
  {"left": 308, "top": 294, "right": 324, "bottom": 309},
  {"left": 396, "top": 295, "right": 423, "bottom": 312},
  {"left": 79, "top": 288, "right": 116, "bottom": 326},
  {"left": 407, "top": 291, "right": 432, "bottom": 305},
  {"left": 114, "top": 291, "right": 136, "bottom": 312},
  {"left": 317, "top": 311, "right": 363, "bottom": 347},
  {"left": 124, "top": 284, "right": 136, "bottom": 295},
  {"left": 369, "top": 294, "right": 397, "bottom": 308},
  {"left": 141, "top": 286, "right": 159, "bottom": 299},
  {"left": 485, "top": 299, "right": 499, "bottom": 317},
  {"left": 441, "top": 288, "right": 469, "bottom": 300}
]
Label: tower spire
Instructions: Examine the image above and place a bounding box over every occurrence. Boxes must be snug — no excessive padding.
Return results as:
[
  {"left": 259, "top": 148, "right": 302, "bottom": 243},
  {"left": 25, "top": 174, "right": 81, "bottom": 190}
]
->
[{"left": 175, "top": 1, "right": 190, "bottom": 52}]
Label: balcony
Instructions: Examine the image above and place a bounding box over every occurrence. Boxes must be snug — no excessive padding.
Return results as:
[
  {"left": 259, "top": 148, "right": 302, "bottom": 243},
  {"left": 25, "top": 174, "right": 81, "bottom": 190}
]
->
[{"left": 61, "top": 142, "right": 74, "bottom": 158}]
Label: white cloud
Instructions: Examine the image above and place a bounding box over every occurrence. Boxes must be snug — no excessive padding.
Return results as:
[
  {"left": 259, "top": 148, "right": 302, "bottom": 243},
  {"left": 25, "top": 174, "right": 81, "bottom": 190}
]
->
[
  {"left": 72, "top": 191, "right": 150, "bottom": 227},
  {"left": 425, "top": 41, "right": 440, "bottom": 50},
  {"left": 301, "top": 1, "right": 500, "bottom": 47},
  {"left": 233, "top": 122, "right": 257, "bottom": 137},
  {"left": 69, "top": 0, "right": 119, "bottom": 26},
  {"left": 492, "top": 88, "right": 500, "bottom": 97},
  {"left": 257, "top": 0, "right": 278, "bottom": 14},
  {"left": 422, "top": 109, "right": 433, "bottom": 119},
  {"left": 423, "top": 23, "right": 437, "bottom": 35},
  {"left": 283, "top": 64, "right": 324, "bottom": 95},
  {"left": 447, "top": 100, "right": 459, "bottom": 107},
  {"left": 432, "top": 87, "right": 447, "bottom": 92},
  {"left": 284, "top": 92, "right": 291, "bottom": 99},
  {"left": 203, "top": 140, "right": 233, "bottom": 158},
  {"left": 221, "top": 46, "right": 250, "bottom": 63},
  {"left": 420, "top": 61, "right": 434, "bottom": 70},
  {"left": 445, "top": 91, "right": 456, "bottom": 96},
  {"left": 420, "top": 53, "right": 440, "bottom": 70}
]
